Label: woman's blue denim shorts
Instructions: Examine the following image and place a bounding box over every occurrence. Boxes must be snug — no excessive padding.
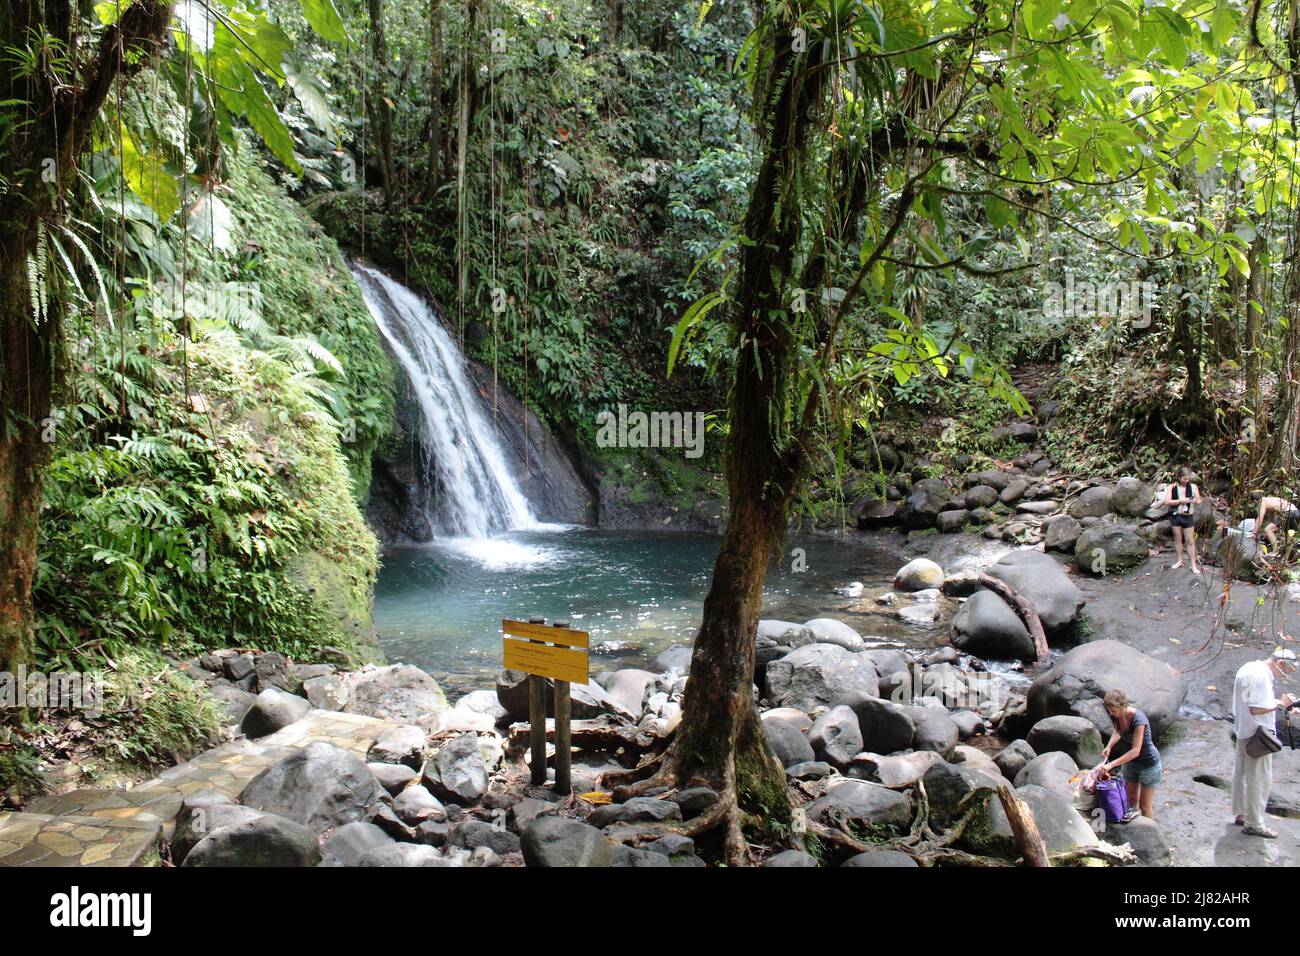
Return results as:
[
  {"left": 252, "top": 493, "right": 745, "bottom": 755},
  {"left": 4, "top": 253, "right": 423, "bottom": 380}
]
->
[{"left": 1121, "top": 756, "right": 1162, "bottom": 787}]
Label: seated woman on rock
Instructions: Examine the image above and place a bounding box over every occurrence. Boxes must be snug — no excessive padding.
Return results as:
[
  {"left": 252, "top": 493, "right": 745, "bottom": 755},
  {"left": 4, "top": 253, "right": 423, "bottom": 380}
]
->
[{"left": 1100, "top": 689, "right": 1162, "bottom": 821}]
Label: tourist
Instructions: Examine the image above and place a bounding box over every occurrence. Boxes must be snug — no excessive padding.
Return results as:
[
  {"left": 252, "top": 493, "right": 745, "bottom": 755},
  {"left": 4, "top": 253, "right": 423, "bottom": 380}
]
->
[
  {"left": 1231, "top": 648, "right": 1297, "bottom": 838},
  {"left": 1099, "top": 689, "right": 1161, "bottom": 821},
  {"left": 1161, "top": 467, "right": 1201, "bottom": 574},
  {"left": 1253, "top": 493, "right": 1300, "bottom": 548}
]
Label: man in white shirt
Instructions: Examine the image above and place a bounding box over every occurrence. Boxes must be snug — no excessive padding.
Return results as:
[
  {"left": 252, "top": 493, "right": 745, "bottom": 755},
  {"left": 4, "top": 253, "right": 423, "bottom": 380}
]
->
[{"left": 1232, "top": 648, "right": 1297, "bottom": 837}]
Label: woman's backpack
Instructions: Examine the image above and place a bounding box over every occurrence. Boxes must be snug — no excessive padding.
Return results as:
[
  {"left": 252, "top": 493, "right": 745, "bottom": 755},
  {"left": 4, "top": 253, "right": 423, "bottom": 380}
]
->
[{"left": 1094, "top": 775, "right": 1130, "bottom": 824}]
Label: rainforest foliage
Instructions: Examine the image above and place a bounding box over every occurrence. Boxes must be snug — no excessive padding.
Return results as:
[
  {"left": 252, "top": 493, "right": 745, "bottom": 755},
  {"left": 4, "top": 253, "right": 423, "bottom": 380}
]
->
[{"left": 4, "top": 0, "right": 1300, "bottom": 794}]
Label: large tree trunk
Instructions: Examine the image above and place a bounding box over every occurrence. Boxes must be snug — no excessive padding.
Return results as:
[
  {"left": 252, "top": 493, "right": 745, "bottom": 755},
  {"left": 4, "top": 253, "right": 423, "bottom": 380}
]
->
[
  {"left": 605, "top": 13, "right": 827, "bottom": 864},
  {"left": 366, "top": 0, "right": 397, "bottom": 199},
  {"left": 0, "top": 243, "right": 56, "bottom": 673},
  {"left": 0, "top": 1, "right": 173, "bottom": 672},
  {"left": 426, "top": 0, "right": 444, "bottom": 197}
]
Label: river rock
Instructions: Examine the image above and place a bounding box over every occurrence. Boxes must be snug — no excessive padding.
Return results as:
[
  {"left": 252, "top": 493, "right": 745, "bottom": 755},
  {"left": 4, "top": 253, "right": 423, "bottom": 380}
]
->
[
  {"left": 368, "top": 762, "right": 417, "bottom": 795},
  {"left": 522, "top": 817, "right": 619, "bottom": 867},
  {"left": 1220, "top": 532, "right": 1266, "bottom": 582},
  {"left": 847, "top": 751, "right": 945, "bottom": 788},
  {"left": 240, "top": 687, "right": 312, "bottom": 738},
  {"left": 803, "top": 618, "right": 865, "bottom": 650},
  {"left": 1069, "top": 484, "right": 1115, "bottom": 519},
  {"left": 923, "top": 760, "right": 1001, "bottom": 828},
  {"left": 842, "top": 850, "right": 919, "bottom": 867},
  {"left": 951, "top": 589, "right": 1036, "bottom": 662},
  {"left": 1075, "top": 521, "right": 1149, "bottom": 574},
  {"left": 368, "top": 725, "right": 427, "bottom": 769},
  {"left": 965, "top": 485, "right": 1000, "bottom": 509},
  {"left": 356, "top": 843, "right": 449, "bottom": 867},
  {"left": 951, "top": 710, "right": 986, "bottom": 739},
  {"left": 449, "top": 819, "right": 522, "bottom": 856},
  {"left": 1103, "top": 815, "right": 1171, "bottom": 866},
  {"left": 765, "top": 643, "right": 879, "bottom": 712},
  {"left": 455, "top": 689, "right": 511, "bottom": 727},
  {"left": 894, "top": 557, "right": 945, "bottom": 592},
  {"left": 808, "top": 705, "right": 863, "bottom": 769},
  {"left": 968, "top": 469, "right": 1013, "bottom": 491},
  {"left": 183, "top": 813, "right": 321, "bottom": 867},
  {"left": 860, "top": 649, "right": 911, "bottom": 685},
  {"left": 999, "top": 478, "right": 1029, "bottom": 504},
  {"left": 936, "top": 509, "right": 971, "bottom": 533},
  {"left": 1027, "top": 639, "right": 1186, "bottom": 738},
  {"left": 655, "top": 645, "right": 692, "bottom": 674},
  {"left": 300, "top": 674, "right": 347, "bottom": 711},
  {"left": 345, "top": 664, "right": 448, "bottom": 723},
  {"left": 392, "top": 785, "right": 448, "bottom": 824},
  {"left": 968, "top": 784, "right": 1099, "bottom": 857},
  {"left": 209, "top": 683, "right": 258, "bottom": 725},
  {"left": 320, "top": 821, "right": 395, "bottom": 867},
  {"left": 172, "top": 798, "right": 265, "bottom": 864},
  {"left": 805, "top": 778, "right": 913, "bottom": 832},
  {"left": 840, "top": 692, "right": 914, "bottom": 753},
  {"left": 423, "top": 732, "right": 489, "bottom": 804},
  {"left": 1013, "top": 751, "right": 1079, "bottom": 795},
  {"left": 589, "top": 797, "right": 683, "bottom": 829},
  {"left": 757, "top": 620, "right": 815, "bottom": 647},
  {"left": 993, "top": 739, "right": 1037, "bottom": 781},
  {"left": 241, "top": 741, "right": 383, "bottom": 833},
  {"left": 761, "top": 712, "right": 816, "bottom": 767},
  {"left": 601, "top": 669, "right": 658, "bottom": 716},
  {"left": 1043, "top": 514, "right": 1082, "bottom": 552},
  {"left": 1112, "top": 477, "right": 1155, "bottom": 517},
  {"left": 1027, "top": 715, "right": 1104, "bottom": 768},
  {"left": 763, "top": 849, "right": 820, "bottom": 867},
  {"left": 901, "top": 478, "right": 952, "bottom": 528},
  {"left": 984, "top": 549, "right": 1084, "bottom": 637},
  {"left": 903, "top": 706, "right": 959, "bottom": 758},
  {"left": 786, "top": 761, "right": 832, "bottom": 781}
]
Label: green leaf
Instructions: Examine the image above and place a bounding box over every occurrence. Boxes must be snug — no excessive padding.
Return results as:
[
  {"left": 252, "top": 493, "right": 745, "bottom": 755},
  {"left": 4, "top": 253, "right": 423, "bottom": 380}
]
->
[
  {"left": 119, "top": 127, "right": 180, "bottom": 222},
  {"left": 299, "top": 0, "right": 349, "bottom": 44}
]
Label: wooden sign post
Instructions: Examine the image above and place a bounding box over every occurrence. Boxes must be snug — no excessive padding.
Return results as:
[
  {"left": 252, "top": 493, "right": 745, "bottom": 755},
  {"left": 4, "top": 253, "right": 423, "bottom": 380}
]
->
[{"left": 503, "top": 617, "right": 589, "bottom": 795}]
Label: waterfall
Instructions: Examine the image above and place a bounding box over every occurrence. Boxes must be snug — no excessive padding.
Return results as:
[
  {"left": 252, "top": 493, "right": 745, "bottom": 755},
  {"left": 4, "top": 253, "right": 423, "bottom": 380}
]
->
[{"left": 352, "top": 262, "right": 538, "bottom": 539}]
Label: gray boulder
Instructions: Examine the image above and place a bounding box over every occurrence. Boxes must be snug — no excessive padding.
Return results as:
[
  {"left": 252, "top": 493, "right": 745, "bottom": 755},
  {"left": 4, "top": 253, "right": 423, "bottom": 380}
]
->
[
  {"left": 842, "top": 850, "right": 918, "bottom": 867},
  {"left": 993, "top": 739, "right": 1037, "bottom": 781},
  {"left": 763, "top": 849, "right": 820, "bottom": 867},
  {"left": 894, "top": 557, "right": 944, "bottom": 592},
  {"left": 846, "top": 751, "right": 944, "bottom": 788},
  {"left": 368, "top": 762, "right": 417, "bottom": 795},
  {"left": 968, "top": 784, "right": 1099, "bottom": 857},
  {"left": 522, "top": 817, "right": 619, "bottom": 867},
  {"left": 1069, "top": 485, "right": 1115, "bottom": 519},
  {"left": 241, "top": 741, "right": 382, "bottom": 834},
  {"left": 765, "top": 643, "right": 879, "bottom": 712},
  {"left": 1027, "top": 639, "right": 1186, "bottom": 738},
  {"left": 367, "top": 725, "right": 427, "bottom": 769},
  {"left": 922, "top": 760, "right": 1002, "bottom": 828},
  {"left": 1075, "top": 521, "right": 1149, "bottom": 574},
  {"left": 1104, "top": 815, "right": 1171, "bottom": 866},
  {"left": 1043, "top": 514, "right": 1083, "bottom": 552},
  {"left": 965, "top": 485, "right": 1000, "bottom": 509},
  {"left": 985, "top": 549, "right": 1085, "bottom": 637},
  {"left": 1013, "top": 751, "right": 1079, "bottom": 795},
  {"left": 761, "top": 712, "right": 816, "bottom": 768},
  {"left": 319, "top": 821, "right": 394, "bottom": 867},
  {"left": 1000, "top": 478, "right": 1029, "bottom": 504},
  {"left": 183, "top": 813, "right": 320, "bottom": 867},
  {"left": 240, "top": 687, "right": 312, "bottom": 738},
  {"left": 805, "top": 778, "right": 912, "bottom": 832},
  {"left": 901, "top": 478, "right": 952, "bottom": 528},
  {"left": 936, "top": 509, "right": 971, "bottom": 533},
  {"left": 601, "top": 669, "right": 658, "bottom": 717},
  {"left": 172, "top": 797, "right": 264, "bottom": 864},
  {"left": 951, "top": 590, "right": 1036, "bottom": 662},
  {"left": 803, "top": 618, "right": 865, "bottom": 650},
  {"left": 904, "top": 706, "right": 959, "bottom": 758},
  {"left": 391, "top": 785, "right": 448, "bottom": 825},
  {"left": 588, "top": 797, "right": 683, "bottom": 829},
  {"left": 808, "top": 705, "right": 863, "bottom": 770},
  {"left": 345, "top": 664, "right": 448, "bottom": 723},
  {"left": 1027, "top": 715, "right": 1104, "bottom": 768},
  {"left": 839, "top": 692, "right": 914, "bottom": 754},
  {"left": 756, "top": 620, "right": 816, "bottom": 647},
  {"left": 300, "top": 674, "right": 347, "bottom": 711},
  {"left": 423, "top": 732, "right": 489, "bottom": 804},
  {"left": 1111, "top": 477, "right": 1155, "bottom": 517}
]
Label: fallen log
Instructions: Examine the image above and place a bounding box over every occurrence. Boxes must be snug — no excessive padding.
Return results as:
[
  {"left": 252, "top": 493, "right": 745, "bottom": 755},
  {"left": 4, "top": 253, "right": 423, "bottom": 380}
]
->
[
  {"left": 976, "top": 572, "right": 1051, "bottom": 665},
  {"left": 996, "top": 783, "right": 1049, "bottom": 867},
  {"left": 503, "top": 716, "right": 669, "bottom": 766}
]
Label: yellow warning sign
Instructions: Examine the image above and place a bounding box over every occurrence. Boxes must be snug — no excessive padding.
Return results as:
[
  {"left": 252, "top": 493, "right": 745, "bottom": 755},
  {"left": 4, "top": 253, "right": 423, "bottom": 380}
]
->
[
  {"left": 502, "top": 619, "right": 589, "bottom": 648},
  {"left": 502, "top": 637, "right": 589, "bottom": 683}
]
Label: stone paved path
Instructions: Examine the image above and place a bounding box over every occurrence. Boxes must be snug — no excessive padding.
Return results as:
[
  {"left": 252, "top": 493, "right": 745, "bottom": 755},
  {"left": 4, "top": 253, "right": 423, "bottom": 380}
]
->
[{"left": 0, "top": 709, "right": 395, "bottom": 867}]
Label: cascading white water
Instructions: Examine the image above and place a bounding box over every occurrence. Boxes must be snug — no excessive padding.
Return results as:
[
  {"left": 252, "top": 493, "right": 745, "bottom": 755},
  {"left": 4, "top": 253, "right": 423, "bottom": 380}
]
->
[{"left": 352, "top": 263, "right": 538, "bottom": 540}]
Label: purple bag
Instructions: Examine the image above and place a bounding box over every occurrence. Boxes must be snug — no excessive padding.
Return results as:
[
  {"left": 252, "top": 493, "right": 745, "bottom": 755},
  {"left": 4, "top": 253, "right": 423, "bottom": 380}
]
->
[{"left": 1094, "top": 775, "right": 1129, "bottom": 824}]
